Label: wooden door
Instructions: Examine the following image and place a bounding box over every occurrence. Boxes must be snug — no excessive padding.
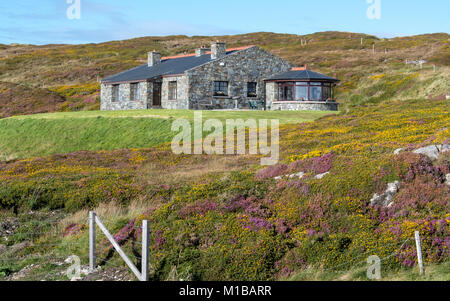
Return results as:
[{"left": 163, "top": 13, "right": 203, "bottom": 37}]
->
[{"left": 153, "top": 83, "right": 162, "bottom": 107}]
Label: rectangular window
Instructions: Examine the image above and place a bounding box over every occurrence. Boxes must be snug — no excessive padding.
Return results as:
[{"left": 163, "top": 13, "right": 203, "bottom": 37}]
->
[
  {"left": 214, "top": 81, "right": 228, "bottom": 96},
  {"left": 130, "top": 83, "right": 140, "bottom": 101},
  {"left": 168, "top": 81, "right": 177, "bottom": 100},
  {"left": 323, "top": 86, "right": 331, "bottom": 101},
  {"left": 284, "top": 86, "right": 294, "bottom": 100},
  {"left": 247, "top": 82, "right": 257, "bottom": 97},
  {"left": 278, "top": 83, "right": 294, "bottom": 101},
  {"left": 112, "top": 84, "right": 120, "bottom": 102},
  {"left": 295, "top": 85, "right": 308, "bottom": 101},
  {"left": 310, "top": 86, "right": 322, "bottom": 101}
]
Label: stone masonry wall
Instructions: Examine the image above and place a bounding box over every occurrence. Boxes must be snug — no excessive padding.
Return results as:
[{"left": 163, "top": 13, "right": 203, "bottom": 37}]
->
[
  {"left": 265, "top": 82, "right": 277, "bottom": 110},
  {"left": 161, "top": 76, "right": 189, "bottom": 109},
  {"left": 185, "top": 47, "right": 292, "bottom": 110},
  {"left": 101, "top": 82, "right": 149, "bottom": 110},
  {"left": 271, "top": 101, "right": 339, "bottom": 111}
]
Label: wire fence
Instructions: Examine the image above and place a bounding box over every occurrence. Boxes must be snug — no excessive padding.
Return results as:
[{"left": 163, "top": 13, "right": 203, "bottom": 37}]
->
[
  {"left": 317, "top": 237, "right": 413, "bottom": 275},
  {"left": 0, "top": 222, "right": 433, "bottom": 282}
]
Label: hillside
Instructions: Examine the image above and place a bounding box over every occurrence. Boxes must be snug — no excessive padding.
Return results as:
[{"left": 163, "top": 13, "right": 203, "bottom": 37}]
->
[
  {"left": 0, "top": 31, "right": 449, "bottom": 117},
  {"left": 0, "top": 97, "right": 448, "bottom": 281},
  {"left": 0, "top": 32, "right": 448, "bottom": 281}
]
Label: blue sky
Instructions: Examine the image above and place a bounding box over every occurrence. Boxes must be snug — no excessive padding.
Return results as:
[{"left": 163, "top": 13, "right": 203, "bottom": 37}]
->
[{"left": 0, "top": 0, "right": 449, "bottom": 45}]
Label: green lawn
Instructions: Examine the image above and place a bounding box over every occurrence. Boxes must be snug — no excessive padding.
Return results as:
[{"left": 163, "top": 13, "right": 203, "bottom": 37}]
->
[
  {"left": 11, "top": 109, "right": 334, "bottom": 124},
  {"left": 0, "top": 109, "right": 335, "bottom": 161}
]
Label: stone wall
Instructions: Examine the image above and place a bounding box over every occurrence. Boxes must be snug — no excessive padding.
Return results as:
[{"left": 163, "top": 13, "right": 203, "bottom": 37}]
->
[
  {"left": 161, "top": 76, "right": 189, "bottom": 109},
  {"left": 265, "top": 82, "right": 277, "bottom": 110},
  {"left": 143, "top": 81, "right": 153, "bottom": 108},
  {"left": 101, "top": 82, "right": 149, "bottom": 110},
  {"left": 271, "top": 101, "right": 339, "bottom": 111},
  {"left": 185, "top": 46, "right": 292, "bottom": 110}
]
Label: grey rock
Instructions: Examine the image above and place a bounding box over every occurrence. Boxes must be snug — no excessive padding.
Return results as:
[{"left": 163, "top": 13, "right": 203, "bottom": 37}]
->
[
  {"left": 289, "top": 172, "right": 305, "bottom": 179},
  {"left": 274, "top": 171, "right": 305, "bottom": 181},
  {"left": 446, "top": 174, "right": 450, "bottom": 186},
  {"left": 370, "top": 181, "right": 400, "bottom": 207},
  {"left": 315, "top": 172, "right": 330, "bottom": 180},
  {"left": 413, "top": 144, "right": 449, "bottom": 160},
  {"left": 394, "top": 148, "right": 405, "bottom": 155}
]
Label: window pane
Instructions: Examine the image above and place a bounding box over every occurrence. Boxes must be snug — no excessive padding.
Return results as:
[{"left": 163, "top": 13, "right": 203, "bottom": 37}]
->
[
  {"left": 323, "top": 86, "right": 331, "bottom": 100},
  {"left": 130, "top": 83, "right": 139, "bottom": 101},
  {"left": 247, "top": 82, "right": 257, "bottom": 97},
  {"left": 112, "top": 85, "right": 119, "bottom": 102},
  {"left": 310, "top": 82, "right": 322, "bottom": 86},
  {"left": 169, "top": 81, "right": 177, "bottom": 100},
  {"left": 310, "top": 86, "right": 322, "bottom": 101},
  {"left": 214, "top": 81, "right": 228, "bottom": 96},
  {"left": 284, "top": 86, "right": 293, "bottom": 100},
  {"left": 295, "top": 86, "right": 308, "bottom": 101}
]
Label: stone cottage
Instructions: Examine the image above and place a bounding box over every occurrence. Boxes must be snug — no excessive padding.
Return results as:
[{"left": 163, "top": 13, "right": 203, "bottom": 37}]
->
[{"left": 101, "top": 42, "right": 339, "bottom": 111}]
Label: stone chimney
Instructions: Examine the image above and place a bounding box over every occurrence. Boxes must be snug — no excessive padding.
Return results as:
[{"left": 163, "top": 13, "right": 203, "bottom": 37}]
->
[
  {"left": 195, "top": 45, "right": 209, "bottom": 57},
  {"left": 211, "top": 41, "right": 226, "bottom": 60},
  {"left": 148, "top": 51, "right": 161, "bottom": 67}
]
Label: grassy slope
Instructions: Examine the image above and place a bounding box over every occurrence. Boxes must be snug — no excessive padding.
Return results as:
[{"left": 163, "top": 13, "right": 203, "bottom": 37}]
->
[
  {"left": 0, "top": 32, "right": 448, "bottom": 117},
  {"left": 0, "top": 97, "right": 448, "bottom": 281},
  {"left": 0, "top": 32, "right": 449, "bottom": 281},
  {"left": 0, "top": 110, "right": 333, "bottom": 160}
]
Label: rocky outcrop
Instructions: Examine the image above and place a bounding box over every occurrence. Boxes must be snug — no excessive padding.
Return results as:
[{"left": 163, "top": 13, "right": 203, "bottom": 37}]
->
[
  {"left": 412, "top": 144, "right": 449, "bottom": 160},
  {"left": 394, "top": 148, "right": 405, "bottom": 155},
  {"left": 274, "top": 171, "right": 305, "bottom": 181},
  {"left": 394, "top": 144, "right": 449, "bottom": 160},
  {"left": 274, "top": 171, "right": 331, "bottom": 181},
  {"left": 370, "top": 181, "right": 400, "bottom": 207},
  {"left": 315, "top": 172, "right": 330, "bottom": 180}
]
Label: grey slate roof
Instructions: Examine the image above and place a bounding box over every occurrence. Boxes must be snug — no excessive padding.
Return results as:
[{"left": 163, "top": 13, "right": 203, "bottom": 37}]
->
[
  {"left": 266, "top": 70, "right": 339, "bottom": 82},
  {"left": 102, "top": 50, "right": 242, "bottom": 84}
]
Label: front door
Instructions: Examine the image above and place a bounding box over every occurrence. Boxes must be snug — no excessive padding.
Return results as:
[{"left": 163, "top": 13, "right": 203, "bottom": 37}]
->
[{"left": 153, "top": 83, "right": 162, "bottom": 107}]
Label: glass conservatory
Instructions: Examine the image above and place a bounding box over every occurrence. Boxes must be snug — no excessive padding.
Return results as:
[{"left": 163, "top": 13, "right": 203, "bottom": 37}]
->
[{"left": 266, "top": 68, "right": 340, "bottom": 111}]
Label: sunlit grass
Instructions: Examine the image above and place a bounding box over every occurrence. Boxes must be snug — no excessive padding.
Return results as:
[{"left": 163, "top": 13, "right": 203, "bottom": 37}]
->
[{"left": 0, "top": 109, "right": 334, "bottom": 161}]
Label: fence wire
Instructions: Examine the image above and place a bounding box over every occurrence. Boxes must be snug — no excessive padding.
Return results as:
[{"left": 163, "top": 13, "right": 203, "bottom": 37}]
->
[{"left": 1, "top": 215, "right": 433, "bottom": 281}]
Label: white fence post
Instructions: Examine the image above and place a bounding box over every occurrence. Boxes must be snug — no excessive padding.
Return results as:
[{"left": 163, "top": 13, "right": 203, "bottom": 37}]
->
[
  {"left": 415, "top": 231, "right": 425, "bottom": 275},
  {"left": 89, "top": 211, "right": 96, "bottom": 272},
  {"left": 88, "top": 212, "right": 151, "bottom": 281},
  {"left": 94, "top": 215, "right": 143, "bottom": 280},
  {"left": 141, "top": 220, "right": 149, "bottom": 281}
]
